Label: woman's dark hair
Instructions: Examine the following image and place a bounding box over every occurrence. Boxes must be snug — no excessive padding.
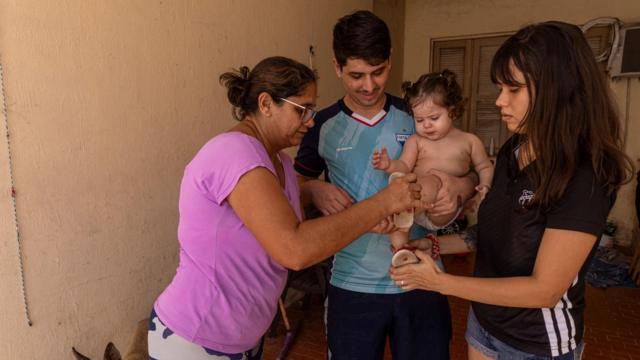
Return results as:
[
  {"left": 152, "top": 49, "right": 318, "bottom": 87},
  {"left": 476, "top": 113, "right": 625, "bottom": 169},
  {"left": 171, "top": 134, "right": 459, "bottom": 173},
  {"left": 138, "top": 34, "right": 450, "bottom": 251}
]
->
[
  {"left": 401, "top": 69, "right": 466, "bottom": 120},
  {"left": 491, "top": 21, "right": 633, "bottom": 207},
  {"left": 219, "top": 56, "right": 317, "bottom": 120},
  {"left": 333, "top": 10, "right": 391, "bottom": 68}
]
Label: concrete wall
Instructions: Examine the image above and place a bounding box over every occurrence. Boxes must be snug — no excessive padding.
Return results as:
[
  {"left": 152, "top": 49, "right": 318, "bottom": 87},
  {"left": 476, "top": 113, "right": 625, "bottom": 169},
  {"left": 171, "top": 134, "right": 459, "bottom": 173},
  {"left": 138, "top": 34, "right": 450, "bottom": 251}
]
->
[
  {"left": 0, "top": 1, "right": 370, "bottom": 358},
  {"left": 404, "top": 0, "right": 640, "bottom": 246}
]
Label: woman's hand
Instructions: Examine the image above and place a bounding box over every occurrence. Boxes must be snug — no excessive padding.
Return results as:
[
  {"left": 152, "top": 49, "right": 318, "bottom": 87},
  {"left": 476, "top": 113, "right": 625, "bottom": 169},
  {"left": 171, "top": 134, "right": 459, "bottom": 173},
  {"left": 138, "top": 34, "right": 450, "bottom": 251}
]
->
[
  {"left": 380, "top": 172, "right": 429, "bottom": 214},
  {"left": 475, "top": 184, "right": 490, "bottom": 201},
  {"left": 389, "top": 250, "right": 444, "bottom": 292}
]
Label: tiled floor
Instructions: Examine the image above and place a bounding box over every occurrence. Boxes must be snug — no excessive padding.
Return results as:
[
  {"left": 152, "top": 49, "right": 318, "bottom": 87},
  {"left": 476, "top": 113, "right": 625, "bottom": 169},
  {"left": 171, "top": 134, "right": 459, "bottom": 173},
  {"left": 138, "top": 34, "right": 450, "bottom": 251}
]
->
[{"left": 264, "top": 253, "right": 640, "bottom": 360}]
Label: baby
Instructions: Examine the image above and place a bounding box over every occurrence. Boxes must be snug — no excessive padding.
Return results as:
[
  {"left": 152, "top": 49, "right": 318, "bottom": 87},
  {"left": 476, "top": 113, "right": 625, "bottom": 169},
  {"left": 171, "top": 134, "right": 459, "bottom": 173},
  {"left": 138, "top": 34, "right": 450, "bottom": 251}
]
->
[{"left": 372, "top": 69, "right": 493, "bottom": 266}]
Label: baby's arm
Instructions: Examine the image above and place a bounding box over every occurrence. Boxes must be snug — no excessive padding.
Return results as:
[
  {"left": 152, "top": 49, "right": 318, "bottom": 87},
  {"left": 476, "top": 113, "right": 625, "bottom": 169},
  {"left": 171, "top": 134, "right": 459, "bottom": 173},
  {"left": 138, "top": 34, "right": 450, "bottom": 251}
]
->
[
  {"left": 372, "top": 136, "right": 419, "bottom": 174},
  {"left": 469, "top": 134, "right": 494, "bottom": 199},
  {"left": 395, "top": 135, "right": 419, "bottom": 172}
]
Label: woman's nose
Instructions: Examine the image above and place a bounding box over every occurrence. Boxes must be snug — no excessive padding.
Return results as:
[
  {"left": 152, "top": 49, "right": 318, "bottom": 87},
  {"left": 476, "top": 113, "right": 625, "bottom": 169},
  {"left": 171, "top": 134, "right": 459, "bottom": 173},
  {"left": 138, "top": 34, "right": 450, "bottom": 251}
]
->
[{"left": 495, "top": 90, "right": 508, "bottom": 108}]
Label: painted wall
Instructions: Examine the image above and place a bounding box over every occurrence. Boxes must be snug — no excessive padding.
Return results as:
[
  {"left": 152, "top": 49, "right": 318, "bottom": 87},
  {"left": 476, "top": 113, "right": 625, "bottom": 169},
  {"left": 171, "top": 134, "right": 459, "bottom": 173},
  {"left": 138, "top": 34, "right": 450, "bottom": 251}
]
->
[
  {"left": 404, "top": 0, "right": 640, "bottom": 246},
  {"left": 0, "top": 1, "right": 370, "bottom": 358},
  {"left": 373, "top": 0, "right": 406, "bottom": 96}
]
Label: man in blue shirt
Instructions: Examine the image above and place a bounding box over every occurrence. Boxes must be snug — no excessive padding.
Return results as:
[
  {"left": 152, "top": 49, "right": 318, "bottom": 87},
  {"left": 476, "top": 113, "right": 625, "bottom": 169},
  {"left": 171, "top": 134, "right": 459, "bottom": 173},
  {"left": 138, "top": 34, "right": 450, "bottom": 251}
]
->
[{"left": 295, "top": 10, "right": 476, "bottom": 359}]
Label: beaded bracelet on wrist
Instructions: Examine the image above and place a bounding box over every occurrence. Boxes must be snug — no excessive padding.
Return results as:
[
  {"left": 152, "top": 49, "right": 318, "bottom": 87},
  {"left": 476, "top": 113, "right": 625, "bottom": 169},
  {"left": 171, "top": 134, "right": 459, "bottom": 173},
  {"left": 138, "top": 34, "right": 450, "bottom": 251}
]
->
[{"left": 426, "top": 233, "right": 440, "bottom": 259}]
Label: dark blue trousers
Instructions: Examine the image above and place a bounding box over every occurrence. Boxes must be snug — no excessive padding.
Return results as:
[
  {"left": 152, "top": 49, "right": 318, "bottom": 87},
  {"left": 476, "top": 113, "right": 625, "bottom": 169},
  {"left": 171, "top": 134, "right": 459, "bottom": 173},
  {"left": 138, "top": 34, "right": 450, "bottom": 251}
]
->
[{"left": 326, "top": 284, "right": 452, "bottom": 360}]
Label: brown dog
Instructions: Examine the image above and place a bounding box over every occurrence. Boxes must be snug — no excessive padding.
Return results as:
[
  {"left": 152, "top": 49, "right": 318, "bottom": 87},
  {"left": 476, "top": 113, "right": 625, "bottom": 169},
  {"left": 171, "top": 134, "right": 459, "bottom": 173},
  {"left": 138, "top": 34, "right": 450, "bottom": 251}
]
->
[
  {"left": 72, "top": 342, "right": 121, "bottom": 360},
  {"left": 72, "top": 319, "right": 148, "bottom": 360}
]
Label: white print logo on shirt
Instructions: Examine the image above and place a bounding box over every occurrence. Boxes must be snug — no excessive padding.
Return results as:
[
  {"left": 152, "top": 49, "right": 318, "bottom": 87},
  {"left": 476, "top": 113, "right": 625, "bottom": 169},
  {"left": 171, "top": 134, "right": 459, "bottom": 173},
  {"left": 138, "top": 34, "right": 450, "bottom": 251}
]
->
[
  {"left": 519, "top": 189, "right": 535, "bottom": 206},
  {"left": 395, "top": 133, "right": 411, "bottom": 145},
  {"left": 336, "top": 146, "right": 353, "bottom": 152}
]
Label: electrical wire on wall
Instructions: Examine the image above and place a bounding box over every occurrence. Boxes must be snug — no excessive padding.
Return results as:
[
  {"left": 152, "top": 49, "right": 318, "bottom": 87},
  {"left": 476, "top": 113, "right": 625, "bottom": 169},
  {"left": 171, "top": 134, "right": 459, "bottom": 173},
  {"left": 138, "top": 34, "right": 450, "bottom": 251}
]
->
[
  {"left": 308, "top": 7, "right": 316, "bottom": 72},
  {"left": 309, "top": 45, "right": 316, "bottom": 72},
  {"left": 581, "top": 17, "right": 633, "bottom": 149},
  {"left": 580, "top": 17, "right": 621, "bottom": 71},
  {"left": 0, "top": 58, "right": 32, "bottom": 326}
]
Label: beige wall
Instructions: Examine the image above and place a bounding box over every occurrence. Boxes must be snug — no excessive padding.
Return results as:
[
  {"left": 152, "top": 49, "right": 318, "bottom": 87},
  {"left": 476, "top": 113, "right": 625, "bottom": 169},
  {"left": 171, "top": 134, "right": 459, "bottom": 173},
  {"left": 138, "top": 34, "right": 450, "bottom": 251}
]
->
[
  {"left": 0, "top": 1, "right": 370, "bottom": 358},
  {"left": 374, "top": 0, "right": 406, "bottom": 96},
  {"left": 404, "top": 0, "right": 640, "bottom": 246}
]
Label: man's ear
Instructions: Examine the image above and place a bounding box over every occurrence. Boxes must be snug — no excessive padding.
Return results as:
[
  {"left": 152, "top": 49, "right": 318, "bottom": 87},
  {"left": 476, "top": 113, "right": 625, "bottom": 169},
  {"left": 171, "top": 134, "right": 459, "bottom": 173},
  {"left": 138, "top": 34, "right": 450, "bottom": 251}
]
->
[
  {"left": 257, "top": 91, "right": 274, "bottom": 117},
  {"left": 332, "top": 57, "right": 343, "bottom": 78}
]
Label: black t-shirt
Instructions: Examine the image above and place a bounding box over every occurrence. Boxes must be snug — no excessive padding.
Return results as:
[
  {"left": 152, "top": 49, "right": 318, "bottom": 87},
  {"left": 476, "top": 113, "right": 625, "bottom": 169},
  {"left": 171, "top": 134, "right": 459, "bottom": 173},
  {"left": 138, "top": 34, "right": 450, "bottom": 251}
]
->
[{"left": 473, "top": 135, "right": 613, "bottom": 357}]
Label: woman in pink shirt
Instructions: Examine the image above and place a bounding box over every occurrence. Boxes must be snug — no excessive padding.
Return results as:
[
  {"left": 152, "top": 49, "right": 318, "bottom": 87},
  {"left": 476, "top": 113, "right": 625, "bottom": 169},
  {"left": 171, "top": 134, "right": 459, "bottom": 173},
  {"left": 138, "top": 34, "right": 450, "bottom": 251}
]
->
[{"left": 148, "top": 56, "right": 427, "bottom": 359}]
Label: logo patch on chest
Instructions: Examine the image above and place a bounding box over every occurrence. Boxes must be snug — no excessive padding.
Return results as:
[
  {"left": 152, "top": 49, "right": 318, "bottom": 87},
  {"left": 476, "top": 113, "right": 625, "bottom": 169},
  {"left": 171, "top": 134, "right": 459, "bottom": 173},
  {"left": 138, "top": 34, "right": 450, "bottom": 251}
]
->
[
  {"left": 518, "top": 189, "right": 535, "bottom": 206},
  {"left": 395, "top": 133, "right": 411, "bottom": 145}
]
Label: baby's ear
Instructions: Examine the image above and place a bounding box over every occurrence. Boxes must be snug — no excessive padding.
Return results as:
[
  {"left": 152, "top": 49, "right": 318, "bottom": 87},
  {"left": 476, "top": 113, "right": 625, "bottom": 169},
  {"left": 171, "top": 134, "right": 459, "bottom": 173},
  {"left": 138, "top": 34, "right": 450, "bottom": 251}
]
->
[{"left": 448, "top": 107, "right": 456, "bottom": 119}]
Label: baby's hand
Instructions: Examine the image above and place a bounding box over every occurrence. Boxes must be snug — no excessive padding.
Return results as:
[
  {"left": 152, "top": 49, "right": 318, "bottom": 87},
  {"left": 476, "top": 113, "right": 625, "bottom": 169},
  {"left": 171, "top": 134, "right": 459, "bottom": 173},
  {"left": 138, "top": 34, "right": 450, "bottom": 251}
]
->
[
  {"left": 475, "top": 184, "right": 490, "bottom": 201},
  {"left": 372, "top": 147, "right": 391, "bottom": 170}
]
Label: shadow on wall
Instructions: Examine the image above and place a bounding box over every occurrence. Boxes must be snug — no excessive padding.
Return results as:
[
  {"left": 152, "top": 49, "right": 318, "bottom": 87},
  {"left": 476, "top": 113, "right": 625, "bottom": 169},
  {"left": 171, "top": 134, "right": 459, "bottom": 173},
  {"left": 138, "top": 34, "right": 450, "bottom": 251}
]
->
[{"left": 72, "top": 319, "right": 148, "bottom": 360}]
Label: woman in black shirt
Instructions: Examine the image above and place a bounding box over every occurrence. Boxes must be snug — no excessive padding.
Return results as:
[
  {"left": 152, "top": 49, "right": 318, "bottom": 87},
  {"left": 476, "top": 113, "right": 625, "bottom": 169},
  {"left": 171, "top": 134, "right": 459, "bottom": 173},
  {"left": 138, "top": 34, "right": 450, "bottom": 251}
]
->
[{"left": 390, "top": 21, "right": 634, "bottom": 359}]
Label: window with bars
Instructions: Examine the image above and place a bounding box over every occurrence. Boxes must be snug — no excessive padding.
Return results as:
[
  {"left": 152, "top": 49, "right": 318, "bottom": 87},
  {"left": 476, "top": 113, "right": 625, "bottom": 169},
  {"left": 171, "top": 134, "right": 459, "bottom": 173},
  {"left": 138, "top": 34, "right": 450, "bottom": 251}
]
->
[{"left": 430, "top": 27, "right": 611, "bottom": 154}]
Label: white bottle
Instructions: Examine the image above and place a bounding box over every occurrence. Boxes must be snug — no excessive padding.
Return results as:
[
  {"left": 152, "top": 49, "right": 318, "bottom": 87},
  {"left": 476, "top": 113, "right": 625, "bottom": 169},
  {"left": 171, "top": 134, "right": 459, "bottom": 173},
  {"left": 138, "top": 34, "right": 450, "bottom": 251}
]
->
[{"left": 389, "top": 172, "right": 414, "bottom": 230}]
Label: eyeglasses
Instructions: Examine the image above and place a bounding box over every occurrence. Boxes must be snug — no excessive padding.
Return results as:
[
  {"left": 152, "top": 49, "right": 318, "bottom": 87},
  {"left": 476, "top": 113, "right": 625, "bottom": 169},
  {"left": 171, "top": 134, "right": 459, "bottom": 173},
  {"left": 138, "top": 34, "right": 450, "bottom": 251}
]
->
[{"left": 279, "top": 97, "right": 317, "bottom": 123}]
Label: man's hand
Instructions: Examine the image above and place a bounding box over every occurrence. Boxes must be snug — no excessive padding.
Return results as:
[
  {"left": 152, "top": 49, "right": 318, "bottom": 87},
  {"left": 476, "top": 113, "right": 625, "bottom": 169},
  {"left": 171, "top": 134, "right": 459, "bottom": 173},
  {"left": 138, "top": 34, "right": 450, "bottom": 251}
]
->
[
  {"left": 408, "top": 237, "right": 432, "bottom": 252},
  {"left": 428, "top": 170, "right": 462, "bottom": 216},
  {"left": 306, "top": 180, "right": 354, "bottom": 216},
  {"left": 370, "top": 216, "right": 397, "bottom": 234},
  {"left": 427, "top": 169, "right": 479, "bottom": 217}
]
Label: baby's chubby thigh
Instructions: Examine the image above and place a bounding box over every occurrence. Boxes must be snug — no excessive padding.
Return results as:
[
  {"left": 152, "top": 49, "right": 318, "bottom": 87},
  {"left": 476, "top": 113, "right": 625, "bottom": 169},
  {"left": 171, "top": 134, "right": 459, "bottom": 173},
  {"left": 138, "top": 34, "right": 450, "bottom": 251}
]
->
[
  {"left": 415, "top": 172, "right": 461, "bottom": 229},
  {"left": 415, "top": 173, "right": 442, "bottom": 204}
]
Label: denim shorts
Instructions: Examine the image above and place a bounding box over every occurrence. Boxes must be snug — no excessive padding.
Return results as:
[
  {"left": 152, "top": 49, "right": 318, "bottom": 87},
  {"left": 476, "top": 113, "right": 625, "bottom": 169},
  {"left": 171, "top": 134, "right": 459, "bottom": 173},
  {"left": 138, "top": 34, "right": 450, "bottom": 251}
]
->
[{"left": 465, "top": 308, "right": 584, "bottom": 360}]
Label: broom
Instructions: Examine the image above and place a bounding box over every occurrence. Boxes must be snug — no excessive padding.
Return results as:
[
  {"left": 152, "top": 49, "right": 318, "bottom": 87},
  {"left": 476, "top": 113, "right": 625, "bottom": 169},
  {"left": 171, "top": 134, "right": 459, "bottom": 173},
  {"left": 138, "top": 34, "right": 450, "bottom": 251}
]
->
[{"left": 275, "top": 298, "right": 302, "bottom": 360}]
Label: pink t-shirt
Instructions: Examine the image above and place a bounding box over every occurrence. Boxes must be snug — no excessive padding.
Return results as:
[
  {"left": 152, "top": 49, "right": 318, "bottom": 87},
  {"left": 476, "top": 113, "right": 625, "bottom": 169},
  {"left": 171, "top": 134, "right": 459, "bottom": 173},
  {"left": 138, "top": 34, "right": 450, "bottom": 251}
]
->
[{"left": 154, "top": 131, "right": 301, "bottom": 353}]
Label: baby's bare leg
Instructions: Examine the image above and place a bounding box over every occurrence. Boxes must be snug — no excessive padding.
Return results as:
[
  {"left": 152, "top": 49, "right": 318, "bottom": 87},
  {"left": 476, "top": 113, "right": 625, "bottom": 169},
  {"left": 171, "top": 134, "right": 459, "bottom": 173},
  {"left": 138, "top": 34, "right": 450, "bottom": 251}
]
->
[
  {"left": 418, "top": 174, "right": 458, "bottom": 228},
  {"left": 429, "top": 171, "right": 477, "bottom": 227},
  {"left": 390, "top": 229, "right": 419, "bottom": 267},
  {"left": 417, "top": 174, "right": 442, "bottom": 205},
  {"left": 390, "top": 229, "right": 410, "bottom": 251}
]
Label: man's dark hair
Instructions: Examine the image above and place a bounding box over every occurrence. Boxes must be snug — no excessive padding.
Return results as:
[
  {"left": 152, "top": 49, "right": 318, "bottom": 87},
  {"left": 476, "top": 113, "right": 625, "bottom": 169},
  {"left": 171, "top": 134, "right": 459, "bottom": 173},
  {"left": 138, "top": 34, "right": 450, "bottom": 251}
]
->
[{"left": 333, "top": 10, "right": 391, "bottom": 68}]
